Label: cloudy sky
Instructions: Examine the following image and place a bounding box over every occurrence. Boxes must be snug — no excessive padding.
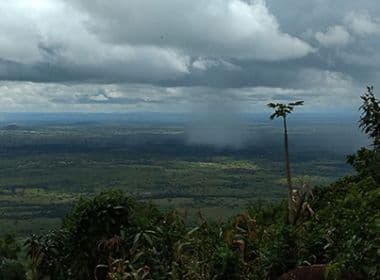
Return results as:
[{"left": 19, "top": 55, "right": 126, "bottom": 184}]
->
[{"left": 0, "top": 0, "right": 379, "bottom": 113}]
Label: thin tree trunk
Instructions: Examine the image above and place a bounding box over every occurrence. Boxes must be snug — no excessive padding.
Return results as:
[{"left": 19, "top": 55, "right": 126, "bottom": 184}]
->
[{"left": 283, "top": 116, "right": 294, "bottom": 224}]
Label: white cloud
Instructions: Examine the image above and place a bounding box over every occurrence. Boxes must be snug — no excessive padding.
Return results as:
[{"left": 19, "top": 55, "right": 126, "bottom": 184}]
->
[
  {"left": 345, "top": 11, "right": 380, "bottom": 36},
  {"left": 0, "top": 0, "right": 377, "bottom": 114},
  {"left": 0, "top": 1, "right": 41, "bottom": 63},
  {"left": 90, "top": 94, "right": 109, "bottom": 102},
  {"left": 0, "top": 82, "right": 188, "bottom": 112},
  {"left": 315, "top": 25, "right": 351, "bottom": 47},
  {"left": 0, "top": 0, "right": 314, "bottom": 85},
  {"left": 0, "top": 77, "right": 361, "bottom": 113},
  {"left": 69, "top": 0, "right": 314, "bottom": 60},
  {"left": 192, "top": 58, "right": 240, "bottom": 71},
  {"left": 0, "top": 0, "right": 190, "bottom": 81}
]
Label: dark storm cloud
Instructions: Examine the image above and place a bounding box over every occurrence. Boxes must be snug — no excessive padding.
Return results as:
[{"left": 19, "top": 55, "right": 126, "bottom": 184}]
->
[
  {"left": 266, "top": 0, "right": 380, "bottom": 34},
  {"left": 0, "top": 0, "right": 313, "bottom": 83},
  {"left": 0, "top": 0, "right": 379, "bottom": 111}
]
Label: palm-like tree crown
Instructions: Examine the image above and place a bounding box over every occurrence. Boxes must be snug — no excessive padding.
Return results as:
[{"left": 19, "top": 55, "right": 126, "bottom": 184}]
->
[{"left": 267, "top": 101, "right": 304, "bottom": 119}]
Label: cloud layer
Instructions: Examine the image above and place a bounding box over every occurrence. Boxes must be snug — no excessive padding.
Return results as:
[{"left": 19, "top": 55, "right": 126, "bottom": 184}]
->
[
  {"left": 0, "top": 0, "right": 379, "bottom": 112},
  {"left": 70, "top": 0, "right": 313, "bottom": 60}
]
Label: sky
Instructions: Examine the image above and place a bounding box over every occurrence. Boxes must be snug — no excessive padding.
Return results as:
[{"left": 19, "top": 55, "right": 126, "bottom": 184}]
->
[{"left": 0, "top": 0, "right": 379, "bottom": 113}]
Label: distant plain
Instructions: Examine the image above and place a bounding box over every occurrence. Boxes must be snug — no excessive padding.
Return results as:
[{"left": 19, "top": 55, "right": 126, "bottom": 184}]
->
[{"left": 0, "top": 113, "right": 368, "bottom": 235}]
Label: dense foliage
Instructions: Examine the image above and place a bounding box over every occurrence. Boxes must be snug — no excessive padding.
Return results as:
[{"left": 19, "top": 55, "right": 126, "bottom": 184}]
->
[
  {"left": 23, "top": 171, "right": 379, "bottom": 280},
  {"left": 347, "top": 86, "right": 380, "bottom": 184},
  {"left": 358, "top": 86, "right": 380, "bottom": 149},
  {"left": 0, "top": 234, "right": 26, "bottom": 280}
]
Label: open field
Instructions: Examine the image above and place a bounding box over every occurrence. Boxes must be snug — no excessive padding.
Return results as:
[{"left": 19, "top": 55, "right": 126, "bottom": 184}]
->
[{"left": 0, "top": 113, "right": 367, "bottom": 235}]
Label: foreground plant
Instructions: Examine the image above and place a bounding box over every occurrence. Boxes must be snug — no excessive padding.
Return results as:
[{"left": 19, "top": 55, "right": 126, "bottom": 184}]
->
[
  {"left": 0, "top": 234, "right": 26, "bottom": 280},
  {"left": 359, "top": 86, "right": 380, "bottom": 148},
  {"left": 348, "top": 86, "right": 380, "bottom": 183}
]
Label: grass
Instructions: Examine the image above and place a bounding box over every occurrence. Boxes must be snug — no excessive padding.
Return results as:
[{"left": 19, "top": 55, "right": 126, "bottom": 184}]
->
[
  {"left": 0, "top": 155, "right": 348, "bottom": 235},
  {"left": 0, "top": 121, "right": 355, "bottom": 235}
]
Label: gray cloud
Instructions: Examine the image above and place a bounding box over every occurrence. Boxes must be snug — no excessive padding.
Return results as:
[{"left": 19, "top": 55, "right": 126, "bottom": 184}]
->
[
  {"left": 0, "top": 75, "right": 361, "bottom": 113},
  {"left": 68, "top": 0, "right": 313, "bottom": 60},
  {"left": 0, "top": 0, "right": 314, "bottom": 84},
  {"left": 0, "top": 0, "right": 191, "bottom": 83},
  {"left": 345, "top": 11, "right": 380, "bottom": 36},
  {"left": 315, "top": 26, "right": 351, "bottom": 47},
  {"left": 0, "top": 0, "right": 379, "bottom": 112}
]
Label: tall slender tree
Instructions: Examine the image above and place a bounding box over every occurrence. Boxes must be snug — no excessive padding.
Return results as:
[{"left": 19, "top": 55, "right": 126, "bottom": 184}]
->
[{"left": 267, "top": 100, "right": 304, "bottom": 224}]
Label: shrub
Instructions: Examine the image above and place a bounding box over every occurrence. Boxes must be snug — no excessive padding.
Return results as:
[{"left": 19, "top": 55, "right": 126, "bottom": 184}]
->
[
  {"left": 0, "top": 258, "right": 26, "bottom": 280},
  {"left": 0, "top": 234, "right": 26, "bottom": 280}
]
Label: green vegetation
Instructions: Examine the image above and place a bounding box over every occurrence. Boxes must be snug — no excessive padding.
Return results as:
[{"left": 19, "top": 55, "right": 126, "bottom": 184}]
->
[
  {"left": 0, "top": 125, "right": 350, "bottom": 235},
  {"left": 22, "top": 170, "right": 379, "bottom": 279},
  {"left": 0, "top": 88, "right": 379, "bottom": 279},
  {"left": 0, "top": 234, "right": 26, "bottom": 280}
]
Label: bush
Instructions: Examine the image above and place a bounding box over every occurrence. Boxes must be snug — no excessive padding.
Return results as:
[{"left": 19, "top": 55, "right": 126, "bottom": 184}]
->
[
  {"left": 27, "top": 190, "right": 187, "bottom": 280},
  {"left": 0, "top": 234, "right": 26, "bottom": 280},
  {"left": 0, "top": 258, "right": 26, "bottom": 280},
  {"left": 297, "top": 177, "right": 380, "bottom": 279}
]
